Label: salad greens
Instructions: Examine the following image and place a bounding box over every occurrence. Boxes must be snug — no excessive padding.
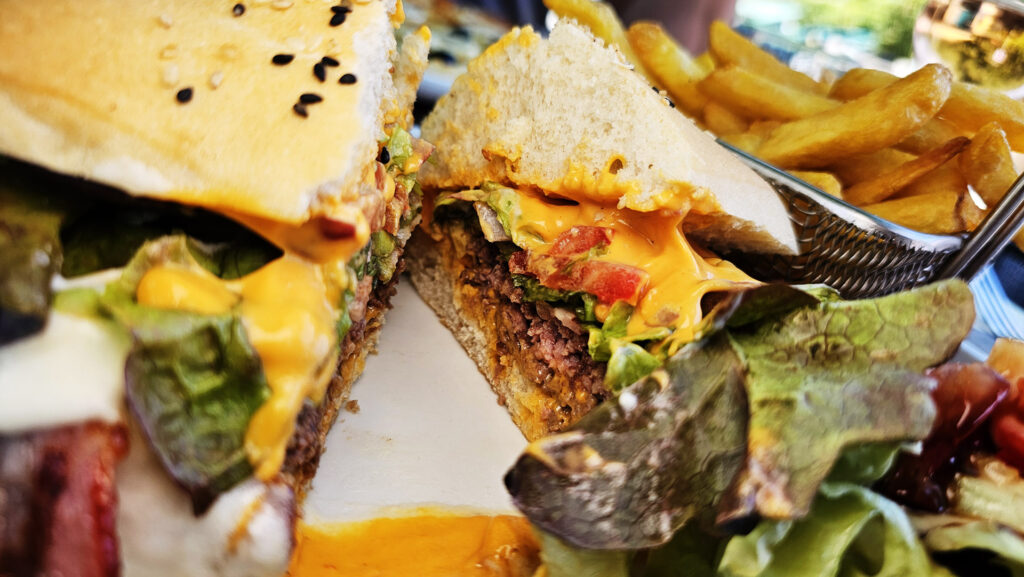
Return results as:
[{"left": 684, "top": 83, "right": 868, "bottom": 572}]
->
[
  {"left": 508, "top": 280, "right": 975, "bottom": 557},
  {"left": 103, "top": 237, "right": 270, "bottom": 513}
]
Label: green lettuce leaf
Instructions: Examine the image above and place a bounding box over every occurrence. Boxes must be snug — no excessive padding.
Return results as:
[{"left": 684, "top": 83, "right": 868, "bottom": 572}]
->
[
  {"left": 0, "top": 172, "right": 68, "bottom": 343},
  {"left": 508, "top": 280, "right": 974, "bottom": 550},
  {"left": 384, "top": 126, "right": 414, "bottom": 172},
  {"left": 537, "top": 530, "right": 631, "bottom": 577},
  {"left": 721, "top": 280, "right": 973, "bottom": 524},
  {"left": 506, "top": 333, "right": 749, "bottom": 549},
  {"left": 436, "top": 182, "right": 526, "bottom": 244},
  {"left": 912, "top": 514, "right": 1024, "bottom": 576},
  {"left": 105, "top": 236, "right": 270, "bottom": 513},
  {"left": 718, "top": 483, "right": 954, "bottom": 577}
]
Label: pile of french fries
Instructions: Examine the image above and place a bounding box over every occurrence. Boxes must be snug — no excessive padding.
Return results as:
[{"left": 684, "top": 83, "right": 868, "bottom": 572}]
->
[{"left": 544, "top": 0, "right": 1024, "bottom": 250}]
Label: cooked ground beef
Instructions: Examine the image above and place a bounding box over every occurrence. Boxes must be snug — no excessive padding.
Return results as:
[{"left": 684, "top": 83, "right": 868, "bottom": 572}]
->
[{"left": 458, "top": 228, "right": 609, "bottom": 416}]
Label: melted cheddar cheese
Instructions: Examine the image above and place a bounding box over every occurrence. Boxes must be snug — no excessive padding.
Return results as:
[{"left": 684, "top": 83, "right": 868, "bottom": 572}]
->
[
  {"left": 288, "top": 512, "right": 540, "bottom": 577},
  {"left": 136, "top": 255, "right": 340, "bottom": 480},
  {"left": 506, "top": 189, "right": 757, "bottom": 342}
]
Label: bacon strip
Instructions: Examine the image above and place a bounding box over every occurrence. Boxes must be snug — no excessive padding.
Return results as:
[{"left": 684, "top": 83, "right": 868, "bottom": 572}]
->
[{"left": 0, "top": 422, "right": 128, "bottom": 577}]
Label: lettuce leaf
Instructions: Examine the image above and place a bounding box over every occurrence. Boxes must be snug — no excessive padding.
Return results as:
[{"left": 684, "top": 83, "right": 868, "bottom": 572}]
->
[
  {"left": 105, "top": 237, "right": 270, "bottom": 513},
  {"left": 508, "top": 281, "right": 973, "bottom": 549},
  {"left": 913, "top": 514, "right": 1024, "bottom": 576},
  {"left": 537, "top": 530, "right": 631, "bottom": 577},
  {"left": 718, "top": 483, "right": 954, "bottom": 577},
  {"left": 0, "top": 172, "right": 68, "bottom": 343}
]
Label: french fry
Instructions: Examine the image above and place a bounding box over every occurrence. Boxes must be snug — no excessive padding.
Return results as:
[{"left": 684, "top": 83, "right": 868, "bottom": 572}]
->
[
  {"left": 544, "top": 0, "right": 654, "bottom": 84},
  {"left": 627, "top": 22, "right": 709, "bottom": 117},
  {"left": 748, "top": 120, "right": 782, "bottom": 137},
  {"left": 830, "top": 148, "right": 916, "bottom": 187},
  {"left": 694, "top": 52, "right": 715, "bottom": 77},
  {"left": 790, "top": 171, "right": 843, "bottom": 197},
  {"left": 696, "top": 65, "right": 838, "bottom": 120},
  {"left": 831, "top": 67, "right": 1024, "bottom": 150},
  {"left": 843, "top": 137, "right": 969, "bottom": 205},
  {"left": 703, "top": 101, "right": 748, "bottom": 135},
  {"left": 756, "top": 64, "right": 953, "bottom": 169},
  {"left": 943, "top": 82, "right": 1024, "bottom": 151},
  {"left": 862, "top": 191, "right": 965, "bottom": 235},
  {"left": 959, "top": 188, "right": 986, "bottom": 231},
  {"left": 894, "top": 161, "right": 968, "bottom": 199},
  {"left": 828, "top": 67, "right": 892, "bottom": 100},
  {"left": 708, "top": 21, "right": 825, "bottom": 95},
  {"left": 719, "top": 131, "right": 765, "bottom": 154},
  {"left": 959, "top": 121, "right": 1018, "bottom": 207},
  {"left": 896, "top": 117, "right": 963, "bottom": 155}
]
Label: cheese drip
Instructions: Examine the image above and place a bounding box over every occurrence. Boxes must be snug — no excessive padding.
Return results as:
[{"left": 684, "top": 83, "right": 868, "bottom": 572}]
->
[
  {"left": 136, "top": 255, "right": 339, "bottom": 480},
  {"left": 508, "top": 189, "right": 758, "bottom": 342},
  {"left": 289, "top": 513, "right": 540, "bottom": 577}
]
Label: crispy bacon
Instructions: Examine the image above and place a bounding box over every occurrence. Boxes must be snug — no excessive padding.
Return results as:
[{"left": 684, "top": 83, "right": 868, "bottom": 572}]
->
[
  {"left": 0, "top": 422, "right": 128, "bottom": 577},
  {"left": 509, "top": 227, "right": 649, "bottom": 305}
]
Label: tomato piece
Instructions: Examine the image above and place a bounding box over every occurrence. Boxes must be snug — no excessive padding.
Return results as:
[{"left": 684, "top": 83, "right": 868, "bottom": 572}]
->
[{"left": 547, "top": 226, "right": 613, "bottom": 257}]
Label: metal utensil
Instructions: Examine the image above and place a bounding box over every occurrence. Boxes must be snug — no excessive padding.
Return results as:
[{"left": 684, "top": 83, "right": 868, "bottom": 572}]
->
[{"left": 718, "top": 142, "right": 1024, "bottom": 298}]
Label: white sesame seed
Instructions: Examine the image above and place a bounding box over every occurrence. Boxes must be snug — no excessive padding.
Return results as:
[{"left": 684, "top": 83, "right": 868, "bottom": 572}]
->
[
  {"left": 162, "top": 64, "right": 180, "bottom": 87},
  {"left": 159, "top": 44, "right": 178, "bottom": 60},
  {"left": 209, "top": 71, "right": 224, "bottom": 89},
  {"left": 271, "top": 0, "right": 293, "bottom": 9},
  {"left": 219, "top": 43, "right": 240, "bottom": 61},
  {"left": 158, "top": 13, "right": 173, "bottom": 28}
]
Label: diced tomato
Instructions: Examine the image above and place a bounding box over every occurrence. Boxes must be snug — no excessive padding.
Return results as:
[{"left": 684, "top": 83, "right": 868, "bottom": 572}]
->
[
  {"left": 574, "top": 260, "right": 649, "bottom": 304},
  {"left": 547, "top": 226, "right": 613, "bottom": 257}
]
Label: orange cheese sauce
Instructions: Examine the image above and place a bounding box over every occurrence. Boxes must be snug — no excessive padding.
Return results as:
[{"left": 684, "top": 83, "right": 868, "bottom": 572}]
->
[
  {"left": 288, "top": 513, "right": 541, "bottom": 577},
  {"left": 136, "top": 255, "right": 340, "bottom": 480},
  {"left": 510, "top": 189, "right": 757, "bottom": 341}
]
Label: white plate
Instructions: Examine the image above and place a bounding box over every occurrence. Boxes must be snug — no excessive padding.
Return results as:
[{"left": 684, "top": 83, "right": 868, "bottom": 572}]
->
[{"left": 302, "top": 283, "right": 528, "bottom": 523}]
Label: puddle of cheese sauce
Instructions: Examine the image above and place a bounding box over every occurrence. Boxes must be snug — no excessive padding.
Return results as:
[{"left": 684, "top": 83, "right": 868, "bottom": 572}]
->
[{"left": 288, "top": 511, "right": 541, "bottom": 577}]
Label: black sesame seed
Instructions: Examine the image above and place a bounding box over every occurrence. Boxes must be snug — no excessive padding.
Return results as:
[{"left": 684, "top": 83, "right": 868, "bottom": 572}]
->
[
  {"left": 321, "top": 55, "right": 339, "bottom": 67},
  {"left": 232, "top": 3, "right": 245, "bottom": 16},
  {"left": 330, "top": 11, "right": 346, "bottom": 26},
  {"left": 313, "top": 62, "right": 326, "bottom": 82},
  {"left": 293, "top": 103, "right": 308, "bottom": 117},
  {"left": 378, "top": 147, "right": 390, "bottom": 164},
  {"left": 330, "top": 4, "right": 351, "bottom": 14},
  {"left": 338, "top": 73, "right": 357, "bottom": 85},
  {"left": 272, "top": 53, "right": 294, "bottom": 65},
  {"left": 299, "top": 92, "right": 323, "bottom": 104},
  {"left": 450, "top": 25, "right": 470, "bottom": 40},
  {"left": 176, "top": 87, "right": 193, "bottom": 103}
]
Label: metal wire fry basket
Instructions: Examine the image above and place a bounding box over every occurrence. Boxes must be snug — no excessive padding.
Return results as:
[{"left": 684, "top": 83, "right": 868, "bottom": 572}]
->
[{"left": 721, "top": 144, "right": 1024, "bottom": 299}]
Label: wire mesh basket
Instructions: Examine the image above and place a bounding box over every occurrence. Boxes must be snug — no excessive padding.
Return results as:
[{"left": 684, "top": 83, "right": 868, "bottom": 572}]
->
[{"left": 721, "top": 144, "right": 1024, "bottom": 299}]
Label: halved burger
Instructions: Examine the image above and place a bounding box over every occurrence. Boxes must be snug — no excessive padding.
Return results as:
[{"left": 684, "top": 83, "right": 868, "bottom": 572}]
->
[
  {"left": 0, "top": 1, "right": 430, "bottom": 575},
  {"left": 408, "top": 20, "right": 798, "bottom": 440}
]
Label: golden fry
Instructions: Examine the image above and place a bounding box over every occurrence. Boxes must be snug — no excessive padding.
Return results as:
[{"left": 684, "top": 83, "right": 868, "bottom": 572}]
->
[
  {"left": 697, "top": 65, "right": 838, "bottom": 120},
  {"left": 719, "top": 131, "right": 764, "bottom": 154},
  {"left": 694, "top": 52, "right": 715, "bottom": 77},
  {"left": 896, "top": 118, "right": 962, "bottom": 155},
  {"left": 862, "top": 191, "right": 965, "bottom": 235},
  {"left": 959, "top": 188, "right": 986, "bottom": 231},
  {"left": 544, "top": 0, "right": 653, "bottom": 84},
  {"left": 843, "top": 137, "right": 969, "bottom": 205},
  {"left": 790, "top": 171, "right": 843, "bottom": 197},
  {"left": 703, "top": 101, "right": 748, "bottom": 135},
  {"left": 756, "top": 64, "right": 952, "bottom": 169},
  {"left": 959, "top": 121, "right": 1018, "bottom": 207},
  {"left": 831, "top": 67, "right": 1024, "bottom": 150},
  {"left": 627, "top": 22, "right": 708, "bottom": 116},
  {"left": 828, "top": 67, "right": 892, "bottom": 100},
  {"left": 894, "top": 161, "right": 968, "bottom": 199},
  {"left": 708, "top": 21, "right": 824, "bottom": 94},
  {"left": 830, "top": 148, "right": 916, "bottom": 187}
]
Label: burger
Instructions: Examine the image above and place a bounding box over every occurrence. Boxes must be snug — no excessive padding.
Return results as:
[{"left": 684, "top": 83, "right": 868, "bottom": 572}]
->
[
  {"left": 407, "top": 20, "right": 799, "bottom": 440},
  {"left": 0, "top": 1, "right": 430, "bottom": 575}
]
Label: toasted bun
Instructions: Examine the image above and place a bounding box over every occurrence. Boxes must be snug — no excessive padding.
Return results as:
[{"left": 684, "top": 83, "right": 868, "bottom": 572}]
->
[
  {"left": 0, "top": 0, "right": 407, "bottom": 226},
  {"left": 420, "top": 22, "right": 798, "bottom": 255}
]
